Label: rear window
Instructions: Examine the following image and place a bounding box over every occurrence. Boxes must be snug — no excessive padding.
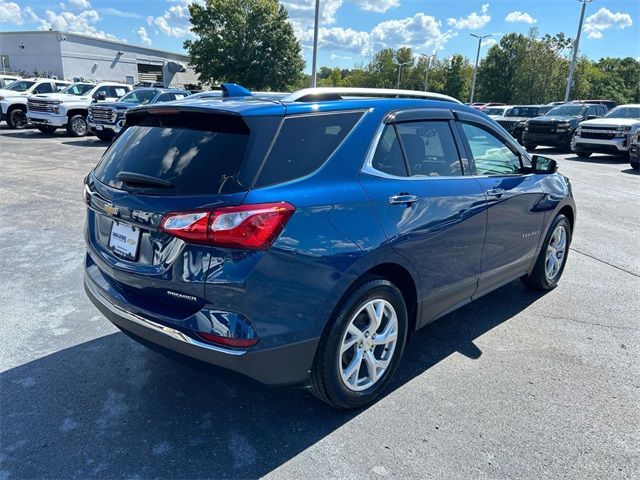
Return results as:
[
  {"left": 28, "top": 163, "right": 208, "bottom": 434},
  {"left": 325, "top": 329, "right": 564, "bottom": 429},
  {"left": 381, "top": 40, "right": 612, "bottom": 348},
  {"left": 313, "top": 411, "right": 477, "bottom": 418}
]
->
[
  {"left": 254, "top": 111, "right": 363, "bottom": 187},
  {"left": 94, "top": 116, "right": 249, "bottom": 195}
]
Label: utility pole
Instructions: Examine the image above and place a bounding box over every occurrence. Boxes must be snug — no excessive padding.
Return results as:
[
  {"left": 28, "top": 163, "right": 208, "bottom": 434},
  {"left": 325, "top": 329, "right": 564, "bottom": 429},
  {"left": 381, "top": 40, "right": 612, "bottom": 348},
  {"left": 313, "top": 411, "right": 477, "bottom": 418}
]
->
[
  {"left": 311, "top": 0, "right": 320, "bottom": 87},
  {"left": 564, "top": 0, "right": 592, "bottom": 102},
  {"left": 393, "top": 61, "right": 412, "bottom": 89},
  {"left": 419, "top": 53, "right": 436, "bottom": 91},
  {"left": 470, "top": 34, "right": 491, "bottom": 104}
]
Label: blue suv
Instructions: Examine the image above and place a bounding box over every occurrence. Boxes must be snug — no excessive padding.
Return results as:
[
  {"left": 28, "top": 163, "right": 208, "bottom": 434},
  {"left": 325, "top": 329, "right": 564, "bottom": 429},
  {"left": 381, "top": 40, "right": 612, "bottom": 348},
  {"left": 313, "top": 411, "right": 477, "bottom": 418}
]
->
[{"left": 84, "top": 86, "right": 576, "bottom": 408}]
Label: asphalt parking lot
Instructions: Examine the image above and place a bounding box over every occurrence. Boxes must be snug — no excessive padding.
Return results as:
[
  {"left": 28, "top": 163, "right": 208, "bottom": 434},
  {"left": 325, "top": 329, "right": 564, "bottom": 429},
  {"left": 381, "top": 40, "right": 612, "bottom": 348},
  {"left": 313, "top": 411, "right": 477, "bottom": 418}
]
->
[{"left": 1, "top": 128, "right": 638, "bottom": 480}]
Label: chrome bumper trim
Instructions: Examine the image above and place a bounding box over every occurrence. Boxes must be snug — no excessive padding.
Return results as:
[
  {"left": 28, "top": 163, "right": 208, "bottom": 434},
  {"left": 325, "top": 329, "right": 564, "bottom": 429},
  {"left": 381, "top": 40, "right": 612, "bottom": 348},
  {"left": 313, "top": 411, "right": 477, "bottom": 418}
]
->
[{"left": 86, "top": 275, "right": 246, "bottom": 357}]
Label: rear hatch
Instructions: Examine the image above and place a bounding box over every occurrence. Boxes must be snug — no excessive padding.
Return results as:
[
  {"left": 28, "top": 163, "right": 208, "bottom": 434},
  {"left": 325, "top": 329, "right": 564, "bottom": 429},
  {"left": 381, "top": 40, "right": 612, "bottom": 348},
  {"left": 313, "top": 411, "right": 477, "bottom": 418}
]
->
[{"left": 85, "top": 104, "right": 283, "bottom": 318}]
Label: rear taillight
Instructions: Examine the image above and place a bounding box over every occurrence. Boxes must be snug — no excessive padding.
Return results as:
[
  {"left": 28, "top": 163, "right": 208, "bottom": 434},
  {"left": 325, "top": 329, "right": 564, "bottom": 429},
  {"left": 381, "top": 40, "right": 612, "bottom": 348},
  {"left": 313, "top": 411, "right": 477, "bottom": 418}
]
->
[{"left": 159, "top": 202, "right": 295, "bottom": 250}]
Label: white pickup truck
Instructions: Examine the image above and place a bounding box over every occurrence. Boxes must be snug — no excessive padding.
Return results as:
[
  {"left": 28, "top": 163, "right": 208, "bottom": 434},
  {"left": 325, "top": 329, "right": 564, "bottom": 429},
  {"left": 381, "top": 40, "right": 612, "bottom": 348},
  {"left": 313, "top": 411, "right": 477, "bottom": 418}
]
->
[
  {"left": 572, "top": 104, "right": 640, "bottom": 159},
  {"left": 0, "top": 78, "right": 70, "bottom": 129},
  {"left": 26, "top": 82, "right": 131, "bottom": 136}
]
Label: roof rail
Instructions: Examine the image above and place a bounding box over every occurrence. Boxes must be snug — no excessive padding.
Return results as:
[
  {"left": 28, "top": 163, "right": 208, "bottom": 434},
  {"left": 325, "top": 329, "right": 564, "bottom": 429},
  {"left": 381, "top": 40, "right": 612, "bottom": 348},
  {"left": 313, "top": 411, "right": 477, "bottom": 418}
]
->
[{"left": 281, "top": 87, "right": 462, "bottom": 104}]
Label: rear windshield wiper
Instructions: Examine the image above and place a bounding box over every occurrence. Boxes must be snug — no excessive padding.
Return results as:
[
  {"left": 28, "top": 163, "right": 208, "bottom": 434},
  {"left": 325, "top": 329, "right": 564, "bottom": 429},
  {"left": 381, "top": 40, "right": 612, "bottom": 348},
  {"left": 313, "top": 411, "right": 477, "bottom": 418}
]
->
[{"left": 116, "top": 171, "right": 174, "bottom": 189}]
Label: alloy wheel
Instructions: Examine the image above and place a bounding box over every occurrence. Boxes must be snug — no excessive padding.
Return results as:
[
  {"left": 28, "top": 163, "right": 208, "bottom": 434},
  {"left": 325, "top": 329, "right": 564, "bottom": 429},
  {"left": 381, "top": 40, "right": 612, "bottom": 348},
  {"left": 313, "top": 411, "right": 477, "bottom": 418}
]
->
[
  {"left": 10, "top": 110, "right": 28, "bottom": 129},
  {"left": 72, "top": 117, "right": 87, "bottom": 136},
  {"left": 338, "top": 299, "right": 398, "bottom": 392},
  {"left": 545, "top": 225, "right": 567, "bottom": 281}
]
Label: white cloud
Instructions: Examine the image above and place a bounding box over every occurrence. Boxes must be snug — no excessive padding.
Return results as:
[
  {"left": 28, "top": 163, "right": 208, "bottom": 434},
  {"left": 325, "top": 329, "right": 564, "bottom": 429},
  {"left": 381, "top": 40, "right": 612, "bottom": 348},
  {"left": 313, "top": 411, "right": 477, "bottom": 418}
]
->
[
  {"left": 137, "top": 26, "right": 151, "bottom": 46},
  {"left": 68, "top": 0, "right": 91, "bottom": 9},
  {"left": 330, "top": 53, "right": 352, "bottom": 61},
  {"left": 584, "top": 7, "right": 633, "bottom": 40},
  {"left": 447, "top": 3, "right": 491, "bottom": 30},
  {"left": 35, "top": 8, "right": 124, "bottom": 41},
  {"left": 147, "top": 1, "right": 192, "bottom": 37},
  {"left": 481, "top": 37, "right": 497, "bottom": 48},
  {"left": 296, "top": 12, "right": 455, "bottom": 58},
  {"left": 355, "top": 0, "right": 399, "bottom": 14},
  {"left": 0, "top": 0, "right": 24, "bottom": 24},
  {"left": 282, "top": 0, "right": 343, "bottom": 31},
  {"left": 100, "top": 8, "right": 144, "bottom": 19},
  {"left": 505, "top": 11, "right": 536, "bottom": 25}
]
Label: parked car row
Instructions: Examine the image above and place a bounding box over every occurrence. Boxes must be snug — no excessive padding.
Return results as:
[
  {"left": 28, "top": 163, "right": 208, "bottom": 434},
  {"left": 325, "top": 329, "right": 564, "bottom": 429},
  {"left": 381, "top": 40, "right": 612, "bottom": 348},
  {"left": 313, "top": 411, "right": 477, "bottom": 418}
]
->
[{"left": 489, "top": 100, "right": 640, "bottom": 168}]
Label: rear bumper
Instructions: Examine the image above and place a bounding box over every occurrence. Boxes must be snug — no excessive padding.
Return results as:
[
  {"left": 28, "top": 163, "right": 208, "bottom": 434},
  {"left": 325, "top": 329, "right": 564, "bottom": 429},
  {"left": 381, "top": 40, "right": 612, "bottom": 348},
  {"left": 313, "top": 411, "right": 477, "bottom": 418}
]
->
[
  {"left": 26, "top": 112, "right": 68, "bottom": 127},
  {"left": 84, "top": 270, "right": 318, "bottom": 386}
]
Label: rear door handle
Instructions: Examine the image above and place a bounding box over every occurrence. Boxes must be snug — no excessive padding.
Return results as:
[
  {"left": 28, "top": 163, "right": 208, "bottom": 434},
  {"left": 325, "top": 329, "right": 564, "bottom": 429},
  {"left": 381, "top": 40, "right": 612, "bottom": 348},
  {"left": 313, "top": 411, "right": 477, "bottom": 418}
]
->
[
  {"left": 389, "top": 194, "right": 419, "bottom": 205},
  {"left": 486, "top": 188, "right": 506, "bottom": 197}
]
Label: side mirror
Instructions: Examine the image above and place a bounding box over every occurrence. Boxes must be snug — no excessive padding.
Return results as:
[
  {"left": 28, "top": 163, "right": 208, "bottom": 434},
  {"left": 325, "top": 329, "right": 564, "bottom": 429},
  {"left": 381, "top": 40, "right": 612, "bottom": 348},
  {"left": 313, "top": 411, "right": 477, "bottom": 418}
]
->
[
  {"left": 95, "top": 92, "right": 107, "bottom": 101},
  {"left": 586, "top": 114, "right": 597, "bottom": 120},
  {"left": 531, "top": 155, "right": 557, "bottom": 174}
]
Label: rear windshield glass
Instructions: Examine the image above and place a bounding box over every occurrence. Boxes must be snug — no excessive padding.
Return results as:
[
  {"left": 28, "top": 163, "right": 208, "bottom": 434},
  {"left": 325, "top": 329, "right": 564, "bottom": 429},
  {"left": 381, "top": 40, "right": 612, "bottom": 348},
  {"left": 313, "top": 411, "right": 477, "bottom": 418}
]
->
[
  {"left": 254, "top": 111, "right": 363, "bottom": 187},
  {"left": 94, "top": 123, "right": 248, "bottom": 195}
]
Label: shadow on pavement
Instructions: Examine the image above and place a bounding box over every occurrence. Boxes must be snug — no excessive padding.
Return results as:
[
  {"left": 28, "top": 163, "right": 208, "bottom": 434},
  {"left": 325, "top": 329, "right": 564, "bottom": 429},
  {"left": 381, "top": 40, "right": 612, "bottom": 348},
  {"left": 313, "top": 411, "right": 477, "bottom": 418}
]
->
[
  {"left": 62, "top": 139, "right": 109, "bottom": 148},
  {"left": 0, "top": 281, "right": 545, "bottom": 479}
]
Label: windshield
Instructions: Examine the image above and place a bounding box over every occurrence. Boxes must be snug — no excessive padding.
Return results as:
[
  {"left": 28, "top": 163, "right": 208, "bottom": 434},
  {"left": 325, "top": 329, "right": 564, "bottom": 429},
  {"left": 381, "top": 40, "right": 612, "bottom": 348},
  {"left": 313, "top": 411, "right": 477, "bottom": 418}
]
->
[
  {"left": 119, "top": 90, "right": 157, "bottom": 104},
  {"left": 6, "top": 80, "right": 36, "bottom": 92},
  {"left": 507, "top": 106, "right": 550, "bottom": 118},
  {"left": 604, "top": 106, "right": 640, "bottom": 120},
  {"left": 61, "top": 83, "right": 94, "bottom": 96},
  {"left": 546, "top": 105, "right": 587, "bottom": 117}
]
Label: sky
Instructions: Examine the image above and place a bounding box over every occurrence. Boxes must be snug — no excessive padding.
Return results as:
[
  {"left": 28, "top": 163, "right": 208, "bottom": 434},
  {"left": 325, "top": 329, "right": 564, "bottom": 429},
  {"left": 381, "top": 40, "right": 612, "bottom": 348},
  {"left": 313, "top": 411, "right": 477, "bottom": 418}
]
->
[{"left": 1, "top": 0, "right": 638, "bottom": 72}]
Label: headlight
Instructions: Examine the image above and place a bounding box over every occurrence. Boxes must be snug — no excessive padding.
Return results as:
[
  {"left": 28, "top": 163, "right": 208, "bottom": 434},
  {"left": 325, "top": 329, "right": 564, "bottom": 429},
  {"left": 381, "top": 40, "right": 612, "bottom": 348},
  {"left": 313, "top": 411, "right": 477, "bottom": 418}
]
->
[
  {"left": 518, "top": 121, "right": 527, "bottom": 127},
  {"left": 617, "top": 126, "right": 632, "bottom": 132},
  {"left": 52, "top": 106, "right": 60, "bottom": 113},
  {"left": 557, "top": 122, "right": 570, "bottom": 128}
]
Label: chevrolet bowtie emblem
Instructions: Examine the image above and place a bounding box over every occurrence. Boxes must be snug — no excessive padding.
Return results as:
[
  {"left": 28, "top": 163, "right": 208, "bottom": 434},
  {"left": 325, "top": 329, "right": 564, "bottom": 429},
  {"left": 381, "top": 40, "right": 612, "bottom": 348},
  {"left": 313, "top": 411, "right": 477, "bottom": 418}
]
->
[{"left": 104, "top": 203, "right": 119, "bottom": 216}]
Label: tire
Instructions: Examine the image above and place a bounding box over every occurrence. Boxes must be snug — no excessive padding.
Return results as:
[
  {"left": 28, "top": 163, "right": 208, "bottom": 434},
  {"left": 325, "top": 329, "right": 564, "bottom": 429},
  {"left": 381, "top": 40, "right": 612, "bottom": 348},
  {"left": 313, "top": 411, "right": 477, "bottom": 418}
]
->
[
  {"left": 575, "top": 151, "right": 592, "bottom": 158},
  {"left": 36, "top": 125, "right": 57, "bottom": 134},
  {"left": 95, "top": 130, "right": 115, "bottom": 142},
  {"left": 6, "top": 108, "right": 28, "bottom": 129},
  {"left": 66, "top": 114, "right": 88, "bottom": 137},
  {"left": 309, "top": 279, "right": 408, "bottom": 409},
  {"left": 630, "top": 159, "right": 639, "bottom": 171},
  {"left": 565, "top": 133, "right": 577, "bottom": 153},
  {"left": 525, "top": 144, "right": 537, "bottom": 150},
  {"left": 521, "top": 214, "right": 572, "bottom": 291}
]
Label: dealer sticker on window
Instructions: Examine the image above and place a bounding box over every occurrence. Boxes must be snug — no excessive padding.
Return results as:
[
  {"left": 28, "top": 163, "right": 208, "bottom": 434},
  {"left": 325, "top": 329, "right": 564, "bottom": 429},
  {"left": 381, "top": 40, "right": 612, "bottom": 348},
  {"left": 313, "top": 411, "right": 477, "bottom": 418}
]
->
[{"left": 109, "top": 221, "right": 141, "bottom": 261}]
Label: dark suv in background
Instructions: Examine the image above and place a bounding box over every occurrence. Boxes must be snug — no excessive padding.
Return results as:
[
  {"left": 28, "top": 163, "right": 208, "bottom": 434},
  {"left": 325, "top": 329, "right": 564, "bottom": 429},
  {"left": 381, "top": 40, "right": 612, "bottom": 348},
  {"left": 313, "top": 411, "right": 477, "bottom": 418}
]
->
[
  {"left": 522, "top": 103, "right": 607, "bottom": 151},
  {"left": 495, "top": 105, "right": 552, "bottom": 144}
]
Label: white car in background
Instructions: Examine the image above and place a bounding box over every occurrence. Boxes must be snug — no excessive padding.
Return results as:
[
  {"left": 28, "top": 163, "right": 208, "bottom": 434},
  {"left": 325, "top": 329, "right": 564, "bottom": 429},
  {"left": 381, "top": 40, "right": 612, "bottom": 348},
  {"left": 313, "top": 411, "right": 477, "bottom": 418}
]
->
[
  {"left": 572, "top": 104, "right": 640, "bottom": 158},
  {"left": 0, "top": 74, "right": 21, "bottom": 88},
  {"left": 0, "top": 78, "right": 70, "bottom": 129},
  {"left": 483, "top": 105, "right": 512, "bottom": 118},
  {"left": 26, "top": 82, "right": 131, "bottom": 136}
]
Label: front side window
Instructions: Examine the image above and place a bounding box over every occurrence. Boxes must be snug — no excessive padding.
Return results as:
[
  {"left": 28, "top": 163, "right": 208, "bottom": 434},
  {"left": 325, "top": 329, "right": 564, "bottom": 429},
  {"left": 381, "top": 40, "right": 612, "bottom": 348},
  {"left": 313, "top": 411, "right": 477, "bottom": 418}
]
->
[
  {"left": 396, "top": 121, "right": 463, "bottom": 177},
  {"left": 54, "top": 82, "right": 68, "bottom": 91},
  {"left": 460, "top": 123, "right": 522, "bottom": 176},
  {"left": 111, "top": 86, "right": 129, "bottom": 98},
  {"left": 156, "top": 93, "right": 174, "bottom": 102},
  {"left": 254, "top": 111, "right": 363, "bottom": 187},
  {"left": 33, "top": 83, "right": 53, "bottom": 94}
]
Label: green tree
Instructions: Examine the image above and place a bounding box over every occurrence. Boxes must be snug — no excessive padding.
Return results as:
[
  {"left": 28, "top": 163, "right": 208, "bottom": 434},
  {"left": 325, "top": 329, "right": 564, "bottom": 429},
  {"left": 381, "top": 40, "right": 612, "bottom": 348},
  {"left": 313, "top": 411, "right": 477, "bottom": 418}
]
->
[
  {"left": 184, "top": 0, "right": 304, "bottom": 90},
  {"left": 443, "top": 54, "right": 472, "bottom": 101}
]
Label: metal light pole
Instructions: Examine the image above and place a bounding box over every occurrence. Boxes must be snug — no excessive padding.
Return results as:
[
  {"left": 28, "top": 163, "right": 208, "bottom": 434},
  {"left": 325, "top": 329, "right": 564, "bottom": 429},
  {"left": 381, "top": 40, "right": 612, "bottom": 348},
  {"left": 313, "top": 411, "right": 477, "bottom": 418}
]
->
[
  {"left": 311, "top": 0, "right": 320, "bottom": 87},
  {"left": 393, "top": 61, "right": 412, "bottom": 89},
  {"left": 564, "top": 0, "right": 592, "bottom": 102},
  {"left": 419, "top": 53, "right": 436, "bottom": 91},
  {"left": 470, "top": 34, "right": 491, "bottom": 104}
]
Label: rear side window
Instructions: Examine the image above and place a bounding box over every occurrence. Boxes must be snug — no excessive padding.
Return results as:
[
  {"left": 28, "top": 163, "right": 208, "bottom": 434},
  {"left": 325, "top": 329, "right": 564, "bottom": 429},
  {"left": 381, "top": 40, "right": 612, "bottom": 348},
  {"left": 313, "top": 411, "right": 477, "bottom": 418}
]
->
[
  {"left": 94, "top": 115, "right": 249, "bottom": 195},
  {"left": 254, "top": 112, "right": 363, "bottom": 187},
  {"left": 371, "top": 125, "right": 408, "bottom": 177},
  {"left": 396, "top": 121, "right": 463, "bottom": 176}
]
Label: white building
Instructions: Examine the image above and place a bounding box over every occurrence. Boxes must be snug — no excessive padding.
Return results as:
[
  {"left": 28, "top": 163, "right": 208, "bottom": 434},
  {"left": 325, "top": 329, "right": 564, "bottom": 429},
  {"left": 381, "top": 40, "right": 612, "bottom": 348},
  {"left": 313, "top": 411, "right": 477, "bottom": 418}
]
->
[{"left": 0, "top": 31, "right": 199, "bottom": 88}]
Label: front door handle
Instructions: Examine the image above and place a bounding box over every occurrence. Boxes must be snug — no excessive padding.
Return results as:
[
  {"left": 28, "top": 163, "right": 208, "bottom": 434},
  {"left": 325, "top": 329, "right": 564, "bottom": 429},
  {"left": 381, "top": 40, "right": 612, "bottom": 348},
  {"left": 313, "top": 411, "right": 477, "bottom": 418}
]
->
[
  {"left": 486, "top": 188, "right": 506, "bottom": 197},
  {"left": 389, "top": 194, "right": 419, "bottom": 205}
]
